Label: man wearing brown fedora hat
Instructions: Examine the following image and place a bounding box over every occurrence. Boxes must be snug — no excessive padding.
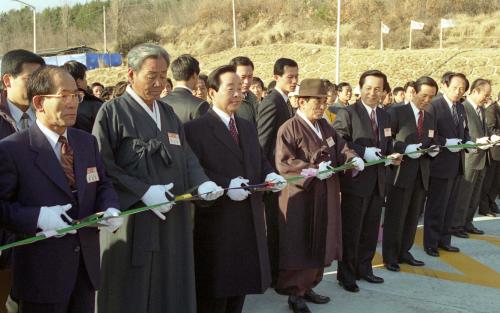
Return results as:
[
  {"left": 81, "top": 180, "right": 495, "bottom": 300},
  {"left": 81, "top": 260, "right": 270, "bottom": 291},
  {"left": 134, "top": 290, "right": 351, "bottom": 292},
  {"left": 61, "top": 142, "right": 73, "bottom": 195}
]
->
[{"left": 274, "top": 79, "right": 365, "bottom": 313}]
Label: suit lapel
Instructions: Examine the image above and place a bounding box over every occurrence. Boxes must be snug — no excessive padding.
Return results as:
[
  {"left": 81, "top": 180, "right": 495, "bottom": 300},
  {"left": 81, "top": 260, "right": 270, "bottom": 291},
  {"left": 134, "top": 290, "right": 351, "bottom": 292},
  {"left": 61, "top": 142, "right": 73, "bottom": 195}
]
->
[
  {"left": 403, "top": 104, "right": 418, "bottom": 133},
  {"left": 464, "top": 100, "right": 484, "bottom": 136},
  {"left": 439, "top": 97, "right": 458, "bottom": 136},
  {"left": 29, "top": 124, "right": 73, "bottom": 198},
  {"left": 354, "top": 101, "right": 377, "bottom": 145},
  {"left": 208, "top": 110, "right": 243, "bottom": 160}
]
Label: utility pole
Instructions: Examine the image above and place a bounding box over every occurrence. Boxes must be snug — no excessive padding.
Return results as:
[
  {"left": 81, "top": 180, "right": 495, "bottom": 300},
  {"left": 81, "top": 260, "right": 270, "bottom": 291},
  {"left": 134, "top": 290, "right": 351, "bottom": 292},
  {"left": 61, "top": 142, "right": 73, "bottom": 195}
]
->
[
  {"left": 12, "top": 0, "right": 36, "bottom": 53},
  {"left": 335, "top": 0, "right": 341, "bottom": 83},
  {"left": 232, "top": 0, "right": 237, "bottom": 48},
  {"left": 103, "top": 6, "right": 107, "bottom": 52}
]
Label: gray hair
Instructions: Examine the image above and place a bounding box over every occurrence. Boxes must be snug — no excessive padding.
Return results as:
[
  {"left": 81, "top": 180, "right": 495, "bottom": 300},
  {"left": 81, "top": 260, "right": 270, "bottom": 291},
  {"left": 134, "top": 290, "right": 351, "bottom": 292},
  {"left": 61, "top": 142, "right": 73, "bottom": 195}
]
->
[{"left": 127, "top": 43, "right": 170, "bottom": 71}]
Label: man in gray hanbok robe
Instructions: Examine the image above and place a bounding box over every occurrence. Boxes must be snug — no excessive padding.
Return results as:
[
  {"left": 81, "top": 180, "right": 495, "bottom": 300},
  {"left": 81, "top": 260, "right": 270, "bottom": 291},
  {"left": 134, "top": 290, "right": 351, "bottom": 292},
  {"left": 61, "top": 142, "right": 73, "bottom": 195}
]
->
[{"left": 93, "top": 44, "right": 223, "bottom": 313}]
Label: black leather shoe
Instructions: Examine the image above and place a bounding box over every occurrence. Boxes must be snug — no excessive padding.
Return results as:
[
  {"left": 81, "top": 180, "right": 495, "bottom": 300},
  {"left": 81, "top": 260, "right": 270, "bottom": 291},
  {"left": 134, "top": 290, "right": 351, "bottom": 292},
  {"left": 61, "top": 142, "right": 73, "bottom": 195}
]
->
[
  {"left": 401, "top": 257, "right": 425, "bottom": 266},
  {"left": 425, "top": 247, "right": 440, "bottom": 257},
  {"left": 361, "top": 274, "right": 384, "bottom": 283},
  {"left": 465, "top": 227, "right": 484, "bottom": 235},
  {"left": 338, "top": 281, "right": 360, "bottom": 293},
  {"left": 385, "top": 263, "right": 400, "bottom": 272},
  {"left": 303, "top": 289, "right": 330, "bottom": 304},
  {"left": 288, "top": 296, "right": 311, "bottom": 313},
  {"left": 438, "top": 244, "right": 460, "bottom": 252},
  {"left": 452, "top": 231, "right": 469, "bottom": 238}
]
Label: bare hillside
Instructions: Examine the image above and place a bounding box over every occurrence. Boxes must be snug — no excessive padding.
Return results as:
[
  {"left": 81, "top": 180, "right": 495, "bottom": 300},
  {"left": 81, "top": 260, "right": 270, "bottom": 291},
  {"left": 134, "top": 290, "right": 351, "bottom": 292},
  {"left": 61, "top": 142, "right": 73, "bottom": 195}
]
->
[{"left": 87, "top": 44, "right": 500, "bottom": 93}]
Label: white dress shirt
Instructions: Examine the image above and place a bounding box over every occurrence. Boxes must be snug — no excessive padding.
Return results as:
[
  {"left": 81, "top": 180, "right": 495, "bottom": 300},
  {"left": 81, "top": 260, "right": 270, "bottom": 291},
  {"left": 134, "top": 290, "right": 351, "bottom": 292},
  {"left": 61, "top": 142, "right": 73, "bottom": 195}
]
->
[
  {"left": 410, "top": 101, "right": 424, "bottom": 125},
  {"left": 36, "top": 119, "right": 67, "bottom": 162},
  {"left": 274, "top": 86, "right": 289, "bottom": 104},
  {"left": 212, "top": 105, "right": 238, "bottom": 132},
  {"left": 361, "top": 100, "right": 378, "bottom": 126},
  {"left": 7, "top": 100, "right": 36, "bottom": 130}
]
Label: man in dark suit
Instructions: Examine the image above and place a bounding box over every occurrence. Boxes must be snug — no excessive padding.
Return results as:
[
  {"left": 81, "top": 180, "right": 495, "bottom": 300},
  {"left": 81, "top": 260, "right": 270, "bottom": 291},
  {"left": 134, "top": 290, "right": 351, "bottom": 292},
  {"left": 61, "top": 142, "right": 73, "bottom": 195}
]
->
[
  {"left": 424, "top": 72, "right": 473, "bottom": 257},
  {"left": 480, "top": 96, "right": 500, "bottom": 216},
  {"left": 161, "top": 54, "right": 210, "bottom": 123},
  {"left": 0, "top": 49, "right": 45, "bottom": 138},
  {"left": 184, "top": 65, "right": 286, "bottom": 313},
  {"left": 383, "top": 76, "right": 439, "bottom": 272},
  {"left": 0, "top": 49, "right": 45, "bottom": 311},
  {"left": 452, "top": 79, "right": 493, "bottom": 236},
  {"left": 332, "top": 70, "right": 402, "bottom": 292},
  {"left": 229, "top": 56, "right": 260, "bottom": 125},
  {"left": 0, "top": 65, "right": 122, "bottom": 313},
  {"left": 256, "top": 58, "right": 298, "bottom": 285},
  {"left": 63, "top": 61, "right": 103, "bottom": 133}
]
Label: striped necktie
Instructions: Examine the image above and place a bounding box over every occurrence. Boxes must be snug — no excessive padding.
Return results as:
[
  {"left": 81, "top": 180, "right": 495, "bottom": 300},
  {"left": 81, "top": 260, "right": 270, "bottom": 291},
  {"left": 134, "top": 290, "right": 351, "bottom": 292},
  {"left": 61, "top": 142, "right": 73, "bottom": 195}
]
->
[{"left": 58, "top": 135, "right": 76, "bottom": 188}]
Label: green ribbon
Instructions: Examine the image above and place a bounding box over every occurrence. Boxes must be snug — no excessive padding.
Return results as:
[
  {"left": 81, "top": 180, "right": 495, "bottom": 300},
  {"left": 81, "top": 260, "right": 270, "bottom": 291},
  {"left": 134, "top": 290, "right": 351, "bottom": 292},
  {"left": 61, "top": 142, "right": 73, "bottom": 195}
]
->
[{"left": 1, "top": 140, "right": 497, "bottom": 252}]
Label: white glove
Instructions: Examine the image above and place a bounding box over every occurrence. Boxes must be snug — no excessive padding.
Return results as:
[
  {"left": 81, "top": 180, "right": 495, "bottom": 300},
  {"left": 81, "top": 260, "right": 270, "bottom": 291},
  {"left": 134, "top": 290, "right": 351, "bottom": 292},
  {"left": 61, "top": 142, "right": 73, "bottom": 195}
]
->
[
  {"left": 351, "top": 157, "right": 365, "bottom": 171},
  {"left": 265, "top": 172, "right": 287, "bottom": 192},
  {"left": 98, "top": 208, "right": 123, "bottom": 233},
  {"left": 141, "top": 183, "right": 175, "bottom": 220},
  {"left": 465, "top": 140, "right": 477, "bottom": 153},
  {"left": 385, "top": 153, "right": 402, "bottom": 166},
  {"left": 317, "top": 161, "right": 333, "bottom": 180},
  {"left": 37, "top": 204, "right": 76, "bottom": 237},
  {"left": 490, "top": 134, "right": 500, "bottom": 144},
  {"left": 363, "top": 147, "right": 382, "bottom": 162},
  {"left": 404, "top": 143, "right": 422, "bottom": 159},
  {"left": 227, "top": 177, "right": 250, "bottom": 201},
  {"left": 476, "top": 137, "right": 492, "bottom": 150},
  {"left": 427, "top": 145, "right": 440, "bottom": 157},
  {"left": 445, "top": 138, "right": 463, "bottom": 153},
  {"left": 197, "top": 181, "right": 224, "bottom": 201}
]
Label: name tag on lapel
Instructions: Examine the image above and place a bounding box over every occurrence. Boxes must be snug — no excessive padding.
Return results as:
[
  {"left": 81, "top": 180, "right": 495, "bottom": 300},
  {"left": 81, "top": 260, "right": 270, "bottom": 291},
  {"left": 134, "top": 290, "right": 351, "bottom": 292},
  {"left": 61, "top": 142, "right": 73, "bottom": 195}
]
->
[
  {"left": 167, "top": 132, "right": 181, "bottom": 146},
  {"left": 326, "top": 137, "right": 335, "bottom": 147},
  {"left": 428, "top": 129, "right": 435, "bottom": 138},
  {"left": 384, "top": 128, "right": 392, "bottom": 137},
  {"left": 86, "top": 167, "right": 100, "bottom": 183}
]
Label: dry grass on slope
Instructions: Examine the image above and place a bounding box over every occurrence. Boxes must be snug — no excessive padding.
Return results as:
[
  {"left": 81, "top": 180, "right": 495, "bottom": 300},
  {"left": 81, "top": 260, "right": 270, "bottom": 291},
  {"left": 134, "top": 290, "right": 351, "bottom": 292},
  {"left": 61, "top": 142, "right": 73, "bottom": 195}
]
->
[{"left": 87, "top": 44, "right": 500, "bottom": 93}]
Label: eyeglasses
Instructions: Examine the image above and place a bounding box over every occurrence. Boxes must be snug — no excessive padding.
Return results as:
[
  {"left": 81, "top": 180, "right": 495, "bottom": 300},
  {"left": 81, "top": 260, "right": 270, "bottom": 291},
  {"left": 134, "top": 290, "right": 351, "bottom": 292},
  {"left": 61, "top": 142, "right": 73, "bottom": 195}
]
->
[{"left": 39, "top": 92, "right": 84, "bottom": 104}]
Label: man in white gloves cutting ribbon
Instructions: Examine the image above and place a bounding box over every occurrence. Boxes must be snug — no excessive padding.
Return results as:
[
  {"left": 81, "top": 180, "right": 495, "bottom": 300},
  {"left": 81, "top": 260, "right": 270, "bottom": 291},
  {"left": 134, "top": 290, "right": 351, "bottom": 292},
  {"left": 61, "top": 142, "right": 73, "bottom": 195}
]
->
[
  {"left": 424, "top": 72, "right": 471, "bottom": 257},
  {"left": 383, "top": 76, "right": 440, "bottom": 272},
  {"left": 333, "top": 70, "right": 398, "bottom": 293},
  {"left": 184, "top": 65, "right": 284, "bottom": 313},
  {"left": 0, "top": 65, "right": 122, "bottom": 312},
  {"left": 275, "top": 78, "right": 363, "bottom": 313},
  {"left": 92, "top": 44, "right": 223, "bottom": 313},
  {"left": 452, "top": 79, "right": 494, "bottom": 238}
]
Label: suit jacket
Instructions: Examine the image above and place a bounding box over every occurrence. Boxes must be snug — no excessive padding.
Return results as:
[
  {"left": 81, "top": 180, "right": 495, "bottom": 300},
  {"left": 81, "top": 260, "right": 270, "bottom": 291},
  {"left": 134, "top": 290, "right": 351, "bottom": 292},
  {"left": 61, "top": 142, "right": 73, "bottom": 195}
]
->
[
  {"left": 485, "top": 102, "right": 500, "bottom": 161},
  {"left": 332, "top": 100, "right": 394, "bottom": 197},
  {"left": 256, "top": 89, "right": 294, "bottom": 167},
  {"left": 161, "top": 87, "right": 210, "bottom": 123},
  {"left": 0, "top": 91, "right": 20, "bottom": 269},
  {"left": 236, "top": 91, "right": 259, "bottom": 126},
  {"left": 387, "top": 104, "right": 437, "bottom": 190},
  {"left": 0, "top": 91, "right": 17, "bottom": 139},
  {"left": 0, "top": 124, "right": 119, "bottom": 303},
  {"left": 184, "top": 109, "right": 272, "bottom": 297},
  {"left": 426, "top": 95, "right": 470, "bottom": 179},
  {"left": 463, "top": 100, "right": 489, "bottom": 170},
  {"left": 73, "top": 89, "right": 103, "bottom": 133}
]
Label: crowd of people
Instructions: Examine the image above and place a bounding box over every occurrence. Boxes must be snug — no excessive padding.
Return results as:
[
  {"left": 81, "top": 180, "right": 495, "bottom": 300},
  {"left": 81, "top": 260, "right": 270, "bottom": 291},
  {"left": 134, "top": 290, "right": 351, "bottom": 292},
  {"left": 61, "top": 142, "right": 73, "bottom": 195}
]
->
[{"left": 0, "top": 43, "right": 498, "bottom": 313}]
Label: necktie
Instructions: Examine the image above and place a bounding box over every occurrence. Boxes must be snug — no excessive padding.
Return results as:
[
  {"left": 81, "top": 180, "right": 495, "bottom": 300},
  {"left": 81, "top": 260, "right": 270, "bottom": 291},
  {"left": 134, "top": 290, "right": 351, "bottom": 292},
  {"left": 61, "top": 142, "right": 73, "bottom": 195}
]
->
[
  {"left": 417, "top": 110, "right": 424, "bottom": 139},
  {"left": 20, "top": 112, "right": 30, "bottom": 130},
  {"left": 476, "top": 107, "right": 483, "bottom": 122},
  {"left": 452, "top": 103, "right": 459, "bottom": 127},
  {"left": 370, "top": 109, "right": 379, "bottom": 144},
  {"left": 58, "top": 135, "right": 76, "bottom": 188},
  {"left": 229, "top": 117, "right": 239, "bottom": 145},
  {"left": 286, "top": 99, "right": 294, "bottom": 118}
]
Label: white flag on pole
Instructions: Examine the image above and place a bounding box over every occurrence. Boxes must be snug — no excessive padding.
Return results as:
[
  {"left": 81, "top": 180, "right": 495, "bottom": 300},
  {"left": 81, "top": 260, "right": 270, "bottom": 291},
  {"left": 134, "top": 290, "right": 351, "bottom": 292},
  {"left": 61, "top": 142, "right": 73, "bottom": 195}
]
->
[
  {"left": 410, "top": 20, "right": 424, "bottom": 30},
  {"left": 381, "top": 22, "right": 390, "bottom": 34},
  {"left": 441, "top": 18, "right": 455, "bottom": 29}
]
